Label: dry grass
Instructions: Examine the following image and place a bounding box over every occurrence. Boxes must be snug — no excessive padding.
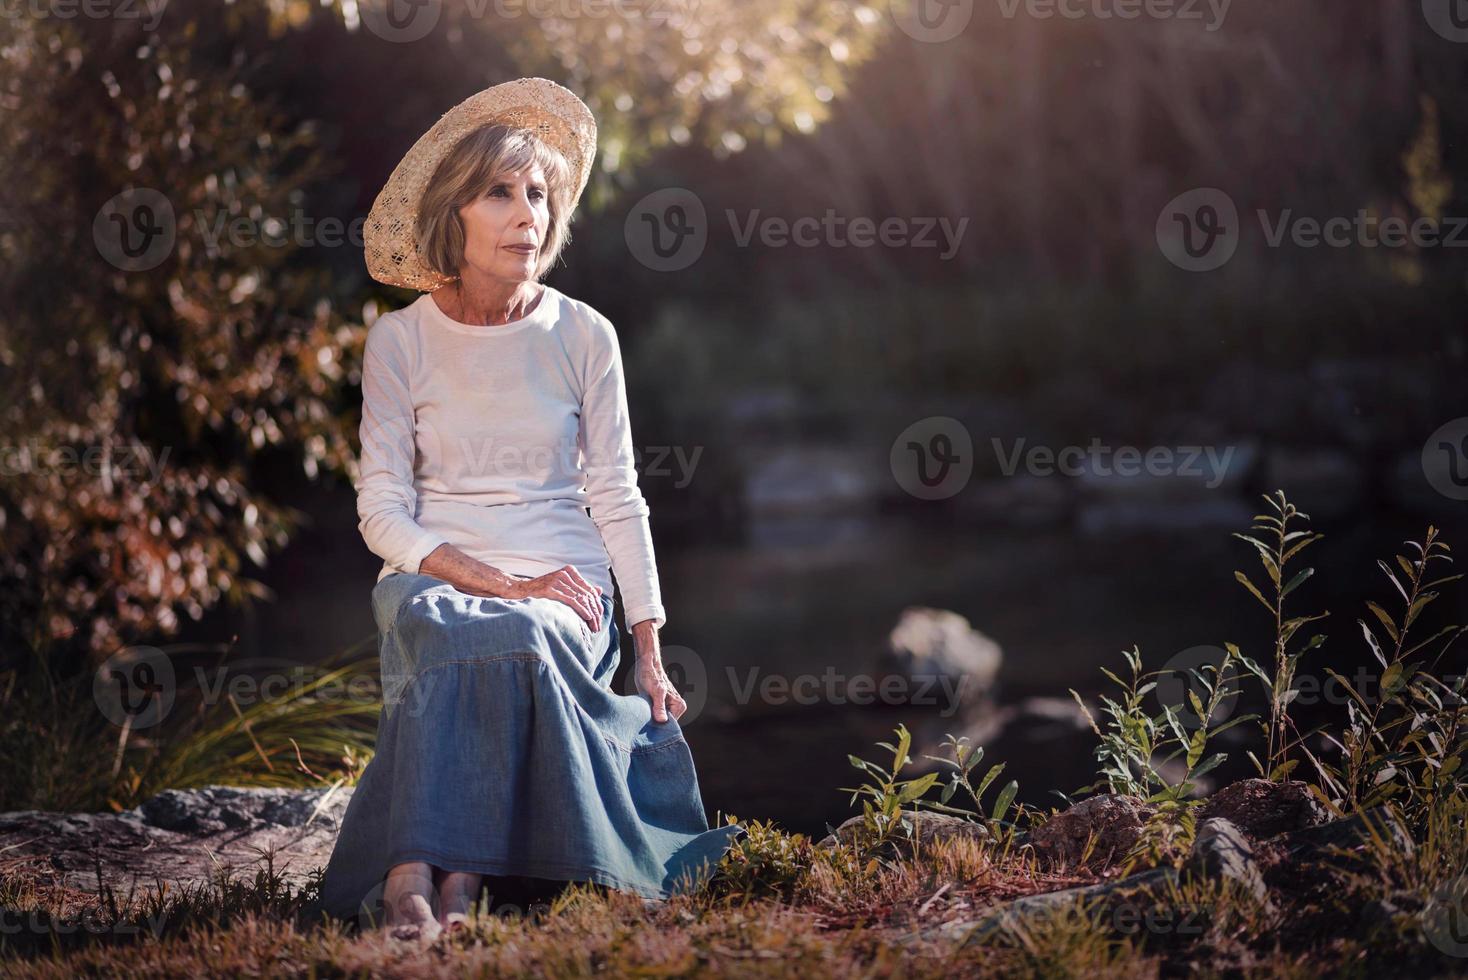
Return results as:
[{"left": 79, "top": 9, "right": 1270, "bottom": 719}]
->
[{"left": 3, "top": 820, "right": 1458, "bottom": 979}]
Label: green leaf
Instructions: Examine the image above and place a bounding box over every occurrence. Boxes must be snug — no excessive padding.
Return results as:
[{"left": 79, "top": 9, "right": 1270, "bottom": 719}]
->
[
  {"left": 1269, "top": 759, "right": 1300, "bottom": 780},
  {"left": 975, "top": 762, "right": 1006, "bottom": 800},
  {"left": 1187, "top": 727, "right": 1207, "bottom": 769},
  {"left": 897, "top": 771, "right": 939, "bottom": 804},
  {"left": 991, "top": 780, "right": 1018, "bottom": 823},
  {"left": 1282, "top": 567, "right": 1315, "bottom": 597},
  {"left": 1379, "top": 561, "right": 1410, "bottom": 603},
  {"left": 1235, "top": 571, "right": 1273, "bottom": 613},
  {"left": 1365, "top": 602, "right": 1399, "bottom": 644},
  {"left": 1258, "top": 549, "right": 1282, "bottom": 587},
  {"left": 1405, "top": 593, "right": 1435, "bottom": 629}
]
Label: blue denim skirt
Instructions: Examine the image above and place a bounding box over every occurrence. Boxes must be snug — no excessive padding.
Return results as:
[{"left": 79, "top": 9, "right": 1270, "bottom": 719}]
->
[{"left": 315, "top": 572, "right": 744, "bottom": 920}]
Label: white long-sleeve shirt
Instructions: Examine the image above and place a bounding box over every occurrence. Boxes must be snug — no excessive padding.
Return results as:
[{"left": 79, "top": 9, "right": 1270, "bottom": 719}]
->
[{"left": 355, "top": 283, "right": 666, "bottom": 629}]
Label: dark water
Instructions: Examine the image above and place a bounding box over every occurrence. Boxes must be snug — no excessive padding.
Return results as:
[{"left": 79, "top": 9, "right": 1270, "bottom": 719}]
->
[{"left": 659, "top": 507, "right": 1468, "bottom": 836}]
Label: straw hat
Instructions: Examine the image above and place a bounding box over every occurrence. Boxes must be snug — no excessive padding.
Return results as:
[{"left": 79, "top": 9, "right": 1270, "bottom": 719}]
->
[{"left": 364, "top": 77, "right": 598, "bottom": 292}]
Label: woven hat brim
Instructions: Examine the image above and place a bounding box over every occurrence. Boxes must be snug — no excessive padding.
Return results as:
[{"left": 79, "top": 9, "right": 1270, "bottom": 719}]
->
[{"left": 364, "top": 77, "right": 597, "bottom": 292}]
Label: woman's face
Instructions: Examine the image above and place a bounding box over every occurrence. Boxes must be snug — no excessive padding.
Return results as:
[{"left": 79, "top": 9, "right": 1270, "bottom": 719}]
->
[{"left": 456, "top": 163, "right": 550, "bottom": 284}]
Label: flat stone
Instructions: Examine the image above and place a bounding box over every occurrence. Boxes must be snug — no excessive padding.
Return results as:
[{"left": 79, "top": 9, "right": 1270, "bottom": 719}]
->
[
  {"left": 817, "top": 811, "right": 990, "bottom": 857},
  {"left": 0, "top": 785, "right": 353, "bottom": 897}
]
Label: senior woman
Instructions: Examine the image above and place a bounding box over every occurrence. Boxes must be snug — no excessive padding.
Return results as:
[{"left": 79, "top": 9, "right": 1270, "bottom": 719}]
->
[{"left": 316, "top": 78, "right": 742, "bottom": 939}]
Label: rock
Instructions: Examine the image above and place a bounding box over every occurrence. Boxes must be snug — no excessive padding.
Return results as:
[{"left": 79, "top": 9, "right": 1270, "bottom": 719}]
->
[
  {"left": 1198, "top": 779, "right": 1331, "bottom": 840},
  {"left": 817, "top": 811, "right": 989, "bottom": 857},
  {"left": 1186, "top": 818, "right": 1267, "bottom": 903},
  {"left": 0, "top": 785, "right": 352, "bottom": 897},
  {"left": 881, "top": 607, "right": 1002, "bottom": 718},
  {"left": 913, "top": 867, "right": 1180, "bottom": 947},
  {"left": 1028, "top": 794, "right": 1157, "bottom": 870},
  {"left": 1275, "top": 806, "right": 1411, "bottom": 858}
]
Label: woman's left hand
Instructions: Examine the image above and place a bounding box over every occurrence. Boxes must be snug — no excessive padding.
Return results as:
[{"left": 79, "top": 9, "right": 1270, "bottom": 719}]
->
[{"left": 631, "top": 622, "right": 685, "bottom": 723}]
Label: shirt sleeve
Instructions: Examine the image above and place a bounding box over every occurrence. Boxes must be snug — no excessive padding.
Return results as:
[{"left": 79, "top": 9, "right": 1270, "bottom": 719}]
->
[
  {"left": 578, "top": 316, "right": 667, "bottom": 630},
  {"left": 355, "top": 315, "right": 448, "bottom": 576}
]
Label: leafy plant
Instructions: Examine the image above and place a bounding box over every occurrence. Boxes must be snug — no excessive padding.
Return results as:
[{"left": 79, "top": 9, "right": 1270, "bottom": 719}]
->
[
  {"left": 920, "top": 733, "right": 1024, "bottom": 848},
  {"left": 1071, "top": 646, "right": 1253, "bottom": 805},
  {"left": 1071, "top": 645, "right": 1256, "bottom": 871},
  {"left": 704, "top": 816, "right": 816, "bottom": 903},
  {"left": 1231, "top": 490, "right": 1330, "bottom": 782},
  {"left": 836, "top": 723, "right": 952, "bottom": 866},
  {"left": 1302, "top": 526, "right": 1467, "bottom": 825}
]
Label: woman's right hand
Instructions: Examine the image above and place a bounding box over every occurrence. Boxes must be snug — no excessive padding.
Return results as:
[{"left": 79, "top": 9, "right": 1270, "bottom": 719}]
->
[{"left": 502, "top": 564, "right": 604, "bottom": 632}]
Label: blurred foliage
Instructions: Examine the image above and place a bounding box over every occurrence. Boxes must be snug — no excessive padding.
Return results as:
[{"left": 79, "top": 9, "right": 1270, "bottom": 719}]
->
[
  {"left": 0, "top": 10, "right": 365, "bottom": 665},
  {"left": 297, "top": 0, "right": 890, "bottom": 196},
  {"left": 0, "top": 0, "right": 884, "bottom": 667}
]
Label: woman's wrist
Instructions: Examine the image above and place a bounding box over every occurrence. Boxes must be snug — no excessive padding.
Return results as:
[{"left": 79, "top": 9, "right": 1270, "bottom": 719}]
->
[{"left": 630, "top": 619, "right": 660, "bottom": 660}]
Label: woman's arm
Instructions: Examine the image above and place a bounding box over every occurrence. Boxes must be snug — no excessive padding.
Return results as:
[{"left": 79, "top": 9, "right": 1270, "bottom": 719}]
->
[
  {"left": 356, "top": 315, "right": 449, "bottom": 575},
  {"left": 577, "top": 315, "right": 668, "bottom": 637},
  {"left": 418, "top": 541, "right": 524, "bottom": 597}
]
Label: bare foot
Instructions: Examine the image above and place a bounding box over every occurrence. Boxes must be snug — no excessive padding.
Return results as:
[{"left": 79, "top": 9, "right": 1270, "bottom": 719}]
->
[
  {"left": 384, "top": 862, "right": 443, "bottom": 942},
  {"left": 435, "top": 869, "right": 485, "bottom": 932}
]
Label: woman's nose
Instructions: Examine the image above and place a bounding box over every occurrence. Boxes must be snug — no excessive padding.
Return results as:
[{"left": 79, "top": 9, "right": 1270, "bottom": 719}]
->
[{"left": 514, "top": 194, "right": 536, "bottom": 225}]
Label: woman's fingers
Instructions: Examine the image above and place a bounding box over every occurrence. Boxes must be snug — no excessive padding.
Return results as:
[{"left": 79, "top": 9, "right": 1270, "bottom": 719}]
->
[
  {"left": 639, "top": 661, "right": 685, "bottom": 723},
  {"left": 562, "top": 564, "right": 602, "bottom": 599},
  {"left": 666, "top": 686, "right": 687, "bottom": 721},
  {"left": 551, "top": 579, "right": 600, "bottom": 631}
]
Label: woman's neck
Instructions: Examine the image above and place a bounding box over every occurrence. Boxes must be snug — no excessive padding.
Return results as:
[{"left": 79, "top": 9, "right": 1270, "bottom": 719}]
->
[{"left": 440, "top": 277, "right": 544, "bottom": 326}]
